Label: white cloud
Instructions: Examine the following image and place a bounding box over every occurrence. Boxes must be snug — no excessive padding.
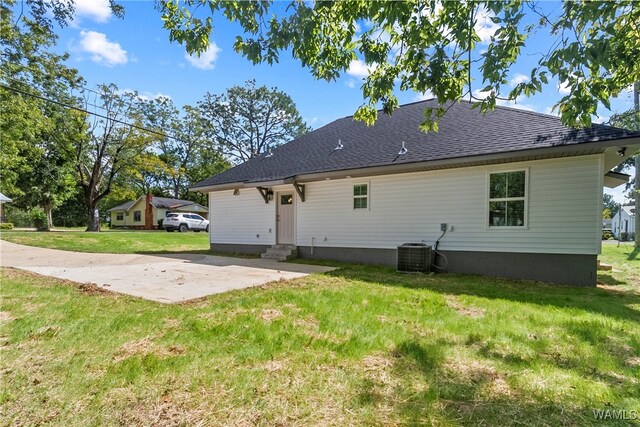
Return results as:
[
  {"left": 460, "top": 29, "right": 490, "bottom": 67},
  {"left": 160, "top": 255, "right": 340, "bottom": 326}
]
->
[
  {"left": 347, "top": 59, "right": 377, "bottom": 79},
  {"left": 119, "top": 89, "right": 172, "bottom": 101},
  {"left": 78, "top": 31, "right": 127, "bottom": 66},
  {"left": 558, "top": 80, "right": 571, "bottom": 95},
  {"left": 543, "top": 106, "right": 559, "bottom": 116},
  {"left": 510, "top": 73, "right": 529, "bottom": 87},
  {"left": 345, "top": 79, "right": 356, "bottom": 89},
  {"left": 413, "top": 91, "right": 434, "bottom": 102},
  {"left": 185, "top": 42, "right": 221, "bottom": 70},
  {"left": 475, "top": 7, "right": 500, "bottom": 45},
  {"left": 74, "top": 0, "right": 112, "bottom": 23}
]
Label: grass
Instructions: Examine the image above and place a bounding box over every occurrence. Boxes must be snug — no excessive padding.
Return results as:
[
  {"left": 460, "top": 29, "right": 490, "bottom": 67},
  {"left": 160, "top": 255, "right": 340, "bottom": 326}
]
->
[
  {"left": 1, "top": 242, "right": 639, "bottom": 425},
  {"left": 0, "top": 229, "right": 210, "bottom": 254}
]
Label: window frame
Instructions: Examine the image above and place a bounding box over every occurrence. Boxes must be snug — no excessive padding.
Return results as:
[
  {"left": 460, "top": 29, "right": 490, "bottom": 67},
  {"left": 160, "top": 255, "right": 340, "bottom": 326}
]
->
[
  {"left": 116, "top": 213, "right": 124, "bottom": 221},
  {"left": 133, "top": 210, "right": 142, "bottom": 222},
  {"left": 486, "top": 168, "right": 529, "bottom": 229},
  {"left": 353, "top": 182, "right": 370, "bottom": 211}
]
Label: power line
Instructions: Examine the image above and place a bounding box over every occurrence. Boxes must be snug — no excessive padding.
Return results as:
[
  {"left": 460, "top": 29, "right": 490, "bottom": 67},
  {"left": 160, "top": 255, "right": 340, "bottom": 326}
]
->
[{"left": 0, "top": 82, "right": 192, "bottom": 144}]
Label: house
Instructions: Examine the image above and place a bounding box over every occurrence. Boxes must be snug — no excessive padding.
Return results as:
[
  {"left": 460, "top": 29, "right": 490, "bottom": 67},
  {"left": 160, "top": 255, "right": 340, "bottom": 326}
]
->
[
  {"left": 109, "top": 194, "right": 208, "bottom": 229},
  {"left": 0, "top": 193, "right": 12, "bottom": 223},
  {"left": 190, "top": 99, "right": 640, "bottom": 286},
  {"left": 612, "top": 205, "right": 636, "bottom": 240}
]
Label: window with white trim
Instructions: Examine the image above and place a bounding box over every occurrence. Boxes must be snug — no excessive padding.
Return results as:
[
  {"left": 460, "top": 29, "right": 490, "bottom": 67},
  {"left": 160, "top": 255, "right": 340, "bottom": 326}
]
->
[
  {"left": 353, "top": 183, "right": 368, "bottom": 209},
  {"left": 488, "top": 170, "right": 527, "bottom": 227},
  {"left": 116, "top": 213, "right": 123, "bottom": 221},
  {"left": 133, "top": 210, "right": 141, "bottom": 222}
]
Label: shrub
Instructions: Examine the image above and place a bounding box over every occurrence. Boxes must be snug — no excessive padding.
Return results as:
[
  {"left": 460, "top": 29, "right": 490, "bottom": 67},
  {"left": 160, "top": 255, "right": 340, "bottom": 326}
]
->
[
  {"left": 157, "top": 219, "right": 164, "bottom": 230},
  {"left": 620, "top": 232, "right": 629, "bottom": 241},
  {"left": 0, "top": 223, "right": 14, "bottom": 230},
  {"left": 5, "top": 207, "right": 33, "bottom": 227},
  {"left": 30, "top": 208, "right": 47, "bottom": 231},
  {"left": 602, "top": 230, "right": 613, "bottom": 240}
]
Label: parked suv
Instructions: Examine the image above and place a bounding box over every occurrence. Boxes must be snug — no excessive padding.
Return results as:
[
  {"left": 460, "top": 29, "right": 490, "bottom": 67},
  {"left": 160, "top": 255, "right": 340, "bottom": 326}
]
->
[{"left": 163, "top": 213, "right": 209, "bottom": 232}]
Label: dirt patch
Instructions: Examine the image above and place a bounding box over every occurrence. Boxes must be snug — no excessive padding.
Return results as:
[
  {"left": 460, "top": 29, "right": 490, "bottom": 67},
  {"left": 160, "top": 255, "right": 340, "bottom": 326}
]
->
[
  {"left": 626, "top": 357, "right": 640, "bottom": 367},
  {"left": 259, "top": 309, "right": 282, "bottom": 322},
  {"left": 77, "top": 283, "right": 114, "bottom": 296},
  {"left": 114, "top": 338, "right": 186, "bottom": 362},
  {"left": 445, "top": 295, "right": 485, "bottom": 318},
  {"left": 0, "top": 311, "right": 13, "bottom": 322},
  {"left": 444, "top": 357, "right": 513, "bottom": 397},
  {"left": 263, "top": 360, "right": 285, "bottom": 372},
  {"left": 163, "top": 318, "right": 181, "bottom": 329}
]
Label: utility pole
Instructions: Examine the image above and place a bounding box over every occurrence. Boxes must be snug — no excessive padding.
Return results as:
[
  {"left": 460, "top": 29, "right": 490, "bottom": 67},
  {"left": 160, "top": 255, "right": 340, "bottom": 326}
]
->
[{"left": 635, "top": 81, "right": 639, "bottom": 248}]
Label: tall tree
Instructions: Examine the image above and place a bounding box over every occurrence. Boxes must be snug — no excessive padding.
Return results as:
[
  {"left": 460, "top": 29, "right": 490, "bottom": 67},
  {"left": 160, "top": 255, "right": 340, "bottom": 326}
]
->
[
  {"left": 160, "top": 1, "right": 639, "bottom": 131},
  {"left": 609, "top": 82, "right": 640, "bottom": 246},
  {"left": 142, "top": 99, "right": 213, "bottom": 198},
  {"left": 0, "top": 1, "right": 86, "bottom": 230},
  {"left": 72, "top": 85, "right": 154, "bottom": 231},
  {"left": 198, "top": 80, "right": 309, "bottom": 164}
]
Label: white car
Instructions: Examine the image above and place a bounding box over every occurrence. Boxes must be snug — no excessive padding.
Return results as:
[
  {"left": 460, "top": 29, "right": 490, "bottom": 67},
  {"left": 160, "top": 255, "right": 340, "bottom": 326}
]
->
[{"left": 163, "top": 213, "right": 209, "bottom": 232}]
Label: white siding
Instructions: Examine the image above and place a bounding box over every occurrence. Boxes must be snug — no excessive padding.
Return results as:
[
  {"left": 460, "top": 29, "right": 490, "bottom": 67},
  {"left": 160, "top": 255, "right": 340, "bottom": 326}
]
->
[
  {"left": 296, "top": 155, "right": 603, "bottom": 255},
  {"left": 209, "top": 190, "right": 276, "bottom": 245}
]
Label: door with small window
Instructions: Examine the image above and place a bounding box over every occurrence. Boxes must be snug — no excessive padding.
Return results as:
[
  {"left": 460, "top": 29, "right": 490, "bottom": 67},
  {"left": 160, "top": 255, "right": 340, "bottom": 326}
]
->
[{"left": 277, "top": 193, "right": 294, "bottom": 244}]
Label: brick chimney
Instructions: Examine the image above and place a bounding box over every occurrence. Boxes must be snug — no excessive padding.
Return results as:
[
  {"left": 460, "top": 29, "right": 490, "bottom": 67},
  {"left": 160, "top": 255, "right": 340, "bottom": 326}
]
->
[{"left": 144, "top": 193, "right": 154, "bottom": 230}]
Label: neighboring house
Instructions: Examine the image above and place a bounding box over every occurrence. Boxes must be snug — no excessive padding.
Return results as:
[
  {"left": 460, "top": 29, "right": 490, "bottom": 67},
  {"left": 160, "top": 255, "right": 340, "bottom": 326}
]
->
[
  {"left": 0, "top": 193, "right": 12, "bottom": 223},
  {"left": 109, "top": 194, "right": 208, "bottom": 229},
  {"left": 612, "top": 205, "right": 636, "bottom": 239},
  {"left": 190, "top": 99, "right": 640, "bottom": 286}
]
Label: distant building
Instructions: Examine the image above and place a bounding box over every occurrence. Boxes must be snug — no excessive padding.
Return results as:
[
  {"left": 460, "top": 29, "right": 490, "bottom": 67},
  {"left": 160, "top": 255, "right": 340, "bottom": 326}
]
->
[
  {"left": 108, "top": 194, "right": 208, "bottom": 229},
  {"left": 0, "top": 193, "right": 12, "bottom": 223},
  {"left": 612, "top": 205, "right": 636, "bottom": 239}
]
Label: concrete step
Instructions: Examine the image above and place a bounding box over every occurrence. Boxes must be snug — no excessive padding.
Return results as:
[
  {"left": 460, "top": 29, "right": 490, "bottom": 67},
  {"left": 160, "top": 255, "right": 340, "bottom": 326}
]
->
[{"left": 261, "top": 245, "right": 298, "bottom": 261}]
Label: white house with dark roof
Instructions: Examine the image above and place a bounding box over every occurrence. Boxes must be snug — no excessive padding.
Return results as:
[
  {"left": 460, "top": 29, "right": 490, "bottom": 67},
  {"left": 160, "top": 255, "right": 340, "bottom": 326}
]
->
[
  {"left": 611, "top": 205, "right": 636, "bottom": 240},
  {"left": 190, "top": 100, "right": 640, "bottom": 286},
  {"left": 109, "top": 194, "right": 208, "bottom": 229}
]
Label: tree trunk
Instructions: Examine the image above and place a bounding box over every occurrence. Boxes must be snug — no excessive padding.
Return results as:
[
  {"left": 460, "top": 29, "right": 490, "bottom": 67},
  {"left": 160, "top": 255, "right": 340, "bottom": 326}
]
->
[
  {"left": 85, "top": 198, "right": 101, "bottom": 232},
  {"left": 42, "top": 200, "right": 53, "bottom": 231}
]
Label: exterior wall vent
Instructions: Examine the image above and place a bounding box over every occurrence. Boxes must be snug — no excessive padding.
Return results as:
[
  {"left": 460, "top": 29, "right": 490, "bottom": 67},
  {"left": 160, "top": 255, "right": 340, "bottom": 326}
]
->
[{"left": 397, "top": 243, "right": 431, "bottom": 273}]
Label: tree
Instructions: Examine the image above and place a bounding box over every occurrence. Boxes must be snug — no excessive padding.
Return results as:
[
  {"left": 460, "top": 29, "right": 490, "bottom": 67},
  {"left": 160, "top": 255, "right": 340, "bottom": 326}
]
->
[
  {"left": 142, "top": 99, "right": 213, "bottom": 198},
  {"left": 160, "top": 1, "right": 639, "bottom": 131},
  {"left": 603, "top": 193, "right": 618, "bottom": 219},
  {"left": 72, "top": 85, "right": 154, "bottom": 231},
  {"left": 198, "top": 80, "right": 309, "bottom": 164},
  {"left": 1, "top": 1, "right": 86, "bottom": 230},
  {"left": 609, "top": 81, "right": 639, "bottom": 246}
]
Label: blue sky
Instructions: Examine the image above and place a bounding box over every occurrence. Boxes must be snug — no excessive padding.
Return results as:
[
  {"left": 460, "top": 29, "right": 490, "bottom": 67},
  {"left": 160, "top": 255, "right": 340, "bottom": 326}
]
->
[{"left": 45, "top": 0, "right": 636, "bottom": 202}]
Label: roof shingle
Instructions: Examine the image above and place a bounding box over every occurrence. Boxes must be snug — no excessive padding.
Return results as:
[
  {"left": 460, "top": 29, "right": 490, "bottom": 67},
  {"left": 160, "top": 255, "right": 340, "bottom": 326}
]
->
[{"left": 192, "top": 99, "right": 639, "bottom": 188}]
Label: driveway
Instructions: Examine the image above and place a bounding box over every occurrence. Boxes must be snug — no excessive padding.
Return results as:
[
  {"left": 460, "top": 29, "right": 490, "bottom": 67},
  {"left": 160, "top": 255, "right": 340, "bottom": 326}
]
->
[{"left": 0, "top": 241, "right": 335, "bottom": 303}]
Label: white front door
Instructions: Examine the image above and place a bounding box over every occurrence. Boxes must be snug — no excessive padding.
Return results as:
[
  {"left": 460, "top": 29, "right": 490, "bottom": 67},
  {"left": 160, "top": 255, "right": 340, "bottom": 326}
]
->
[{"left": 277, "top": 192, "right": 294, "bottom": 244}]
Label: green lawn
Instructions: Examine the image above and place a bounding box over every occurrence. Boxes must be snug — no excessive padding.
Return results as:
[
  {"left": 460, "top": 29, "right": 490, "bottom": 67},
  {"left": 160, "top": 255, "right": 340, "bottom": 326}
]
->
[
  {"left": 1, "top": 242, "right": 639, "bottom": 425},
  {"left": 0, "top": 229, "right": 210, "bottom": 254}
]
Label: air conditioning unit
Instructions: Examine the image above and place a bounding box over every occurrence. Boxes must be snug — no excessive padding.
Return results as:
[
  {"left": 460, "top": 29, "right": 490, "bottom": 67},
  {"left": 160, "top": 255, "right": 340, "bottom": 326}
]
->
[{"left": 397, "top": 243, "right": 431, "bottom": 273}]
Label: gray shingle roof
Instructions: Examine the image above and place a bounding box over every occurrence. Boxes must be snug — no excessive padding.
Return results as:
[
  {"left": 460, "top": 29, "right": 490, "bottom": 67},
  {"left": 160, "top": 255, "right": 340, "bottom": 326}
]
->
[
  {"left": 192, "top": 99, "right": 640, "bottom": 189},
  {"left": 108, "top": 197, "right": 208, "bottom": 212},
  {"left": 150, "top": 197, "right": 194, "bottom": 209},
  {"left": 107, "top": 200, "right": 136, "bottom": 211}
]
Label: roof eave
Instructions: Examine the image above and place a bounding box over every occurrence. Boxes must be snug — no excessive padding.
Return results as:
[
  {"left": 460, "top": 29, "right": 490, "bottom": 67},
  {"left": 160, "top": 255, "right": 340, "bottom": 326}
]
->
[{"left": 191, "top": 136, "right": 640, "bottom": 193}]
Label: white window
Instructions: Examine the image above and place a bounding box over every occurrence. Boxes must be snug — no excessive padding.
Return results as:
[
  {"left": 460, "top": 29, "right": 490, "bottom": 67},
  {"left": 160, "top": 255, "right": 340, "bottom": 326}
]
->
[
  {"left": 488, "top": 170, "right": 527, "bottom": 227},
  {"left": 353, "top": 183, "right": 369, "bottom": 209},
  {"left": 133, "top": 210, "right": 141, "bottom": 222}
]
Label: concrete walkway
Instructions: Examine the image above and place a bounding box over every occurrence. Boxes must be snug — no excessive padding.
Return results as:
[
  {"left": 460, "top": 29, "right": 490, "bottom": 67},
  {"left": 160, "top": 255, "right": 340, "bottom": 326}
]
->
[{"left": 0, "top": 241, "right": 334, "bottom": 303}]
